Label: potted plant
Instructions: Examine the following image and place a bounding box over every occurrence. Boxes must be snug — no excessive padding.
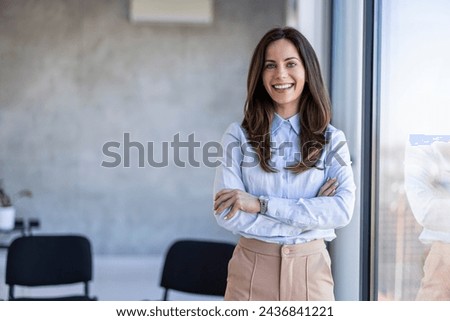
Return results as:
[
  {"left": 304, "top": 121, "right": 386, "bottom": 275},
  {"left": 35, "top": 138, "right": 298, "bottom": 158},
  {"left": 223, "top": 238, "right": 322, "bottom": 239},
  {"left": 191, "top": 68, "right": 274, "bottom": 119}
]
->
[{"left": 0, "top": 180, "right": 32, "bottom": 231}]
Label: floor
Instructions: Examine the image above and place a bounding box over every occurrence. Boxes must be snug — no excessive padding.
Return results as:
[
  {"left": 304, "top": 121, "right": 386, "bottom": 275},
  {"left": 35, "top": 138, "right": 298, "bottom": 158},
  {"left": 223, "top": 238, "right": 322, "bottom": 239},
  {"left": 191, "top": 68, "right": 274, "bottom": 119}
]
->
[{"left": 0, "top": 253, "right": 222, "bottom": 301}]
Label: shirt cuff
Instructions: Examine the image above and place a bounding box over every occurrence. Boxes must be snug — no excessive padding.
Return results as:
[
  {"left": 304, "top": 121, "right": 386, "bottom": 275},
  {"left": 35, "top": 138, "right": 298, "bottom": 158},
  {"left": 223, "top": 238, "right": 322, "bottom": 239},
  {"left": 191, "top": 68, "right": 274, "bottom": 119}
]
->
[
  {"left": 266, "top": 196, "right": 312, "bottom": 228},
  {"left": 267, "top": 197, "right": 297, "bottom": 219}
]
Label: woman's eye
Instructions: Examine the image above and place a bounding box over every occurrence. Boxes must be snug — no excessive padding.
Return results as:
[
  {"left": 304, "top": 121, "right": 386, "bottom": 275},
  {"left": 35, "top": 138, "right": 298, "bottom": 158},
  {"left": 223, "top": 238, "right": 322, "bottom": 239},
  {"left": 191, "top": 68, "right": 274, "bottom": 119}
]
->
[
  {"left": 265, "top": 63, "right": 276, "bottom": 69},
  {"left": 287, "top": 62, "right": 297, "bottom": 68}
]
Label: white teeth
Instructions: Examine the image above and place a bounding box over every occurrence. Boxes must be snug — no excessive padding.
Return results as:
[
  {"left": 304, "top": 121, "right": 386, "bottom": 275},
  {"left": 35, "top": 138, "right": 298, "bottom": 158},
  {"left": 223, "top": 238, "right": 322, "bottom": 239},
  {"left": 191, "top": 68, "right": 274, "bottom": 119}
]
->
[{"left": 273, "top": 84, "right": 293, "bottom": 89}]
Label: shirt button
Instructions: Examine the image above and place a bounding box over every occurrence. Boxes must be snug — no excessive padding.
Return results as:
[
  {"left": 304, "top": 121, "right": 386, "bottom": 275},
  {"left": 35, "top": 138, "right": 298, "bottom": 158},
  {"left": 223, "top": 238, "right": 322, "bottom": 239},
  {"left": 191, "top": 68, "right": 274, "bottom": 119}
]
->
[{"left": 282, "top": 247, "right": 290, "bottom": 255}]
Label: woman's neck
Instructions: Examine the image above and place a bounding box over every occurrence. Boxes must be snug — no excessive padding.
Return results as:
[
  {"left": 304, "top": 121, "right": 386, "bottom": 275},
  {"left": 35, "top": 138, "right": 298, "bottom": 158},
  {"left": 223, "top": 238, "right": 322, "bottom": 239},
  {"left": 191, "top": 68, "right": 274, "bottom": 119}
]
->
[{"left": 275, "top": 105, "right": 299, "bottom": 119}]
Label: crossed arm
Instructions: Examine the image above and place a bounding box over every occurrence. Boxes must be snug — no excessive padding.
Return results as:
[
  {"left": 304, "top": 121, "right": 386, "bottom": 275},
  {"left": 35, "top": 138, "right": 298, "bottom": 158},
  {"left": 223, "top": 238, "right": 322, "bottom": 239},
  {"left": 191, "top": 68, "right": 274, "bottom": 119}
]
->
[
  {"left": 212, "top": 124, "right": 356, "bottom": 238},
  {"left": 214, "top": 178, "right": 339, "bottom": 220}
]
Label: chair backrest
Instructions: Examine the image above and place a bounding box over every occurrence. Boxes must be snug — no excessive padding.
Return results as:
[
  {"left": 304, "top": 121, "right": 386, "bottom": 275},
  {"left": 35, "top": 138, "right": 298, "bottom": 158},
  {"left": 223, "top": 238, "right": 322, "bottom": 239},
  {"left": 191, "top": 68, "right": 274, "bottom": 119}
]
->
[
  {"left": 160, "top": 239, "right": 235, "bottom": 300},
  {"left": 5, "top": 235, "right": 94, "bottom": 300}
]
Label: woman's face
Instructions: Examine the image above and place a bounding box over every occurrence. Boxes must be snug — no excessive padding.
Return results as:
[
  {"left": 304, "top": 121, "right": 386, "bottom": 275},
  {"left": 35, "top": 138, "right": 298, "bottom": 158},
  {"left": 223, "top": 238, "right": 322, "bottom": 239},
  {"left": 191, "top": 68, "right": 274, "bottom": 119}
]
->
[{"left": 262, "top": 39, "right": 306, "bottom": 115}]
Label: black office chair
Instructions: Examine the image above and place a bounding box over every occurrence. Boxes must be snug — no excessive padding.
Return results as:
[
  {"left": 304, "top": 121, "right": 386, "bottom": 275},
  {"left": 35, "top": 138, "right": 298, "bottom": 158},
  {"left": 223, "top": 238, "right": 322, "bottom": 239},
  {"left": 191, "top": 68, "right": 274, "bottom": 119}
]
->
[
  {"left": 160, "top": 239, "right": 235, "bottom": 300},
  {"left": 5, "top": 235, "right": 96, "bottom": 300}
]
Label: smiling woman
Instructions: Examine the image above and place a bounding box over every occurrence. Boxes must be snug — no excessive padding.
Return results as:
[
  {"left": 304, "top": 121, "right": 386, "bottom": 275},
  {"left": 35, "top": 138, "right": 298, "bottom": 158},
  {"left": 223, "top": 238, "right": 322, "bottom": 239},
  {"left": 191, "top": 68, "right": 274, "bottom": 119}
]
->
[{"left": 213, "top": 27, "right": 356, "bottom": 301}]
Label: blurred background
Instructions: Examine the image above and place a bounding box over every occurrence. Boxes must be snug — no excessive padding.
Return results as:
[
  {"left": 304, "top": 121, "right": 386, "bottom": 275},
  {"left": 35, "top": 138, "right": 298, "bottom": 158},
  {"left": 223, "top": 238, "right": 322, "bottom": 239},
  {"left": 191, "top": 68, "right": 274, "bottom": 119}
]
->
[
  {"left": 0, "top": 0, "right": 274, "bottom": 254},
  {"left": 0, "top": 0, "right": 292, "bottom": 300}
]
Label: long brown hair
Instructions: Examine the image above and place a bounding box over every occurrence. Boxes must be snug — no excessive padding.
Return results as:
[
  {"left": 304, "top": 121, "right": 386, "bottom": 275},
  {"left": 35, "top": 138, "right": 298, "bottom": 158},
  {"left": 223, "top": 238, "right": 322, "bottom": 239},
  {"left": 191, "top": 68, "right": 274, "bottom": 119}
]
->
[{"left": 242, "top": 27, "right": 331, "bottom": 173}]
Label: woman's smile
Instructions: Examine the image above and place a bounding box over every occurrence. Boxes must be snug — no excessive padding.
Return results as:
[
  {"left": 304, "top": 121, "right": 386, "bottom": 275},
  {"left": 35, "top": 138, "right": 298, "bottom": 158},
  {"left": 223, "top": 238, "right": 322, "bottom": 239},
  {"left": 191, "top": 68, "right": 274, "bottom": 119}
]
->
[{"left": 272, "top": 83, "right": 294, "bottom": 90}]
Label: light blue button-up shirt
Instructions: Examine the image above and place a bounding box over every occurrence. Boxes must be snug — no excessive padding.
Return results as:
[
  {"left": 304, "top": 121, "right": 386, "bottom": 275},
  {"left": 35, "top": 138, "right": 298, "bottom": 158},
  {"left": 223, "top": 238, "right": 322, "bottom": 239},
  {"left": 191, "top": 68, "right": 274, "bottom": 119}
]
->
[
  {"left": 214, "top": 113, "right": 356, "bottom": 244},
  {"left": 404, "top": 139, "right": 450, "bottom": 244}
]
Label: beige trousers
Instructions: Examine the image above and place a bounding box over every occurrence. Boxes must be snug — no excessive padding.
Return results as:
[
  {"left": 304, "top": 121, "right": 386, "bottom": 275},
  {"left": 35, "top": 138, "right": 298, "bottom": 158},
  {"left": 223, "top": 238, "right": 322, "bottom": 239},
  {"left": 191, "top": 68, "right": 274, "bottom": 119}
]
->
[
  {"left": 416, "top": 242, "right": 450, "bottom": 300},
  {"left": 224, "top": 237, "right": 335, "bottom": 301}
]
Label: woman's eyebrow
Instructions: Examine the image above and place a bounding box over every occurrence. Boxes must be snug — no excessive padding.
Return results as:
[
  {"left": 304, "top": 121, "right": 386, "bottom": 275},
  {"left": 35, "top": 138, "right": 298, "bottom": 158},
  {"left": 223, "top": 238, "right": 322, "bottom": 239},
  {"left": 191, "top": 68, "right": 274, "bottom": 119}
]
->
[{"left": 264, "top": 57, "right": 300, "bottom": 62}]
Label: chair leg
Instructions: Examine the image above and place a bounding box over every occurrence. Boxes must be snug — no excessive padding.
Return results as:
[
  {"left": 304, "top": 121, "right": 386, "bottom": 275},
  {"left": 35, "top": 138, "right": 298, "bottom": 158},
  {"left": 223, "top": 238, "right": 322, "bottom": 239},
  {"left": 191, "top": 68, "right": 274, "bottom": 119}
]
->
[
  {"left": 8, "top": 285, "right": 14, "bottom": 300},
  {"left": 162, "top": 289, "right": 168, "bottom": 301}
]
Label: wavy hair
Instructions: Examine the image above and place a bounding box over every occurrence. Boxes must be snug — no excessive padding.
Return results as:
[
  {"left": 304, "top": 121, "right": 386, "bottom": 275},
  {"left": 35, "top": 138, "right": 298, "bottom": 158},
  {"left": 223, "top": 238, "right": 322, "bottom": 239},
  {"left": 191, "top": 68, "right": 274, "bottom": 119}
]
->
[{"left": 242, "top": 27, "right": 331, "bottom": 173}]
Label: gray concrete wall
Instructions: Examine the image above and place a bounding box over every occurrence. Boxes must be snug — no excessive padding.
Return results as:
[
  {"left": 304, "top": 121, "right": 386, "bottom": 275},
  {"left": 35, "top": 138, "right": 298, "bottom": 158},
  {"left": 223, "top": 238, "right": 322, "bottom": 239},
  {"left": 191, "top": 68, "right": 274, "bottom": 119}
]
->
[{"left": 0, "top": 0, "right": 286, "bottom": 254}]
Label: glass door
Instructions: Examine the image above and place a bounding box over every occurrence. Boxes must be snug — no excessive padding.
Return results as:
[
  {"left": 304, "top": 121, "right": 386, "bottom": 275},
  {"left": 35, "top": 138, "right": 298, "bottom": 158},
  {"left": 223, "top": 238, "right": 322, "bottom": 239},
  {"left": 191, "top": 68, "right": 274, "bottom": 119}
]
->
[{"left": 375, "top": 0, "right": 450, "bottom": 300}]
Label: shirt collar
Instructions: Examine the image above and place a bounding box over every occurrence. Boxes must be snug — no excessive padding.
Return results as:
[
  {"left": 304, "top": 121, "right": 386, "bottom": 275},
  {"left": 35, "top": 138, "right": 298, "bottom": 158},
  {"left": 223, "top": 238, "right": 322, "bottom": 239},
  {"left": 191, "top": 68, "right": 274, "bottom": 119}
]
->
[{"left": 271, "top": 112, "right": 300, "bottom": 135}]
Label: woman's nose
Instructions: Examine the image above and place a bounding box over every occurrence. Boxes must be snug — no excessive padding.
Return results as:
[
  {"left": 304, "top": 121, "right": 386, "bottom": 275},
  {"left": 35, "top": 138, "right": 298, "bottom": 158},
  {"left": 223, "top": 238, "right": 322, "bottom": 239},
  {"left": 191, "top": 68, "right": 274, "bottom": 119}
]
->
[{"left": 276, "top": 66, "right": 288, "bottom": 78}]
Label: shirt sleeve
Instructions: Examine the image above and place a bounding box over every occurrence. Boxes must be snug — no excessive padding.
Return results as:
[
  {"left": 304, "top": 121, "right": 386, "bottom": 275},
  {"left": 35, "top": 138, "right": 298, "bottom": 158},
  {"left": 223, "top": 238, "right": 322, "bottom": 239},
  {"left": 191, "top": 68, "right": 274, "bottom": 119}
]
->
[
  {"left": 264, "top": 129, "right": 356, "bottom": 230},
  {"left": 213, "top": 123, "right": 304, "bottom": 238},
  {"left": 404, "top": 142, "right": 450, "bottom": 232}
]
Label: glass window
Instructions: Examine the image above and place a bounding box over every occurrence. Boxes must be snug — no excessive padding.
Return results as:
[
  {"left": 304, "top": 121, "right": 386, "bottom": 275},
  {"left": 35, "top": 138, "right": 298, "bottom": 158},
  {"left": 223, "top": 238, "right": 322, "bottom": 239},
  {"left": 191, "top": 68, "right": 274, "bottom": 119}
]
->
[{"left": 376, "top": 0, "right": 450, "bottom": 300}]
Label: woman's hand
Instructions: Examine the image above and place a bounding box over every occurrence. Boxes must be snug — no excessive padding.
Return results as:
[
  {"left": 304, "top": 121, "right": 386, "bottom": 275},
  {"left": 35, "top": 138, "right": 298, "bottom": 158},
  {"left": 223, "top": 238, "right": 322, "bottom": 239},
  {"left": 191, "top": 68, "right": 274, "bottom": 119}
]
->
[
  {"left": 214, "top": 189, "right": 260, "bottom": 220},
  {"left": 317, "top": 177, "right": 339, "bottom": 197}
]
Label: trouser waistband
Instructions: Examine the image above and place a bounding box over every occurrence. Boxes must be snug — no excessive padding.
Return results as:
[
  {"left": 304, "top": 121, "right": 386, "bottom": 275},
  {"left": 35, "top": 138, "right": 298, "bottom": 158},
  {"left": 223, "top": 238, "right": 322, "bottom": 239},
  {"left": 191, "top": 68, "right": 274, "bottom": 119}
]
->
[{"left": 238, "top": 237, "right": 326, "bottom": 257}]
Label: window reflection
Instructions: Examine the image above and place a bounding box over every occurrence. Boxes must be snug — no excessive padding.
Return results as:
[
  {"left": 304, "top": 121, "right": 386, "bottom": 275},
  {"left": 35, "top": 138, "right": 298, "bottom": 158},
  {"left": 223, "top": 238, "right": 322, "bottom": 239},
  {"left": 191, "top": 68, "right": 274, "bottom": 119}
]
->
[
  {"left": 377, "top": 0, "right": 450, "bottom": 300},
  {"left": 404, "top": 137, "right": 450, "bottom": 300}
]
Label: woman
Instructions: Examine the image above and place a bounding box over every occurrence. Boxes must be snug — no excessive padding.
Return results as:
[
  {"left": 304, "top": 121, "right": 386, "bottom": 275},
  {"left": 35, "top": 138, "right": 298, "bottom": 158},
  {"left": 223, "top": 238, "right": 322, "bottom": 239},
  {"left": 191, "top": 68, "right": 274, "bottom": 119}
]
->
[{"left": 213, "top": 27, "right": 356, "bottom": 301}]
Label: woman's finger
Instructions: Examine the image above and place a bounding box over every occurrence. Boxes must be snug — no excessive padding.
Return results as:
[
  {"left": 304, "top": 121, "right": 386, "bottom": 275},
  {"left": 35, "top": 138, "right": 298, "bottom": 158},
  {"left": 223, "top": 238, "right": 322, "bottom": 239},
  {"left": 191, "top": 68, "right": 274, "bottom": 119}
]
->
[
  {"left": 214, "top": 189, "right": 233, "bottom": 201},
  {"left": 213, "top": 191, "right": 233, "bottom": 210},
  {"left": 214, "top": 190, "right": 241, "bottom": 213},
  {"left": 225, "top": 202, "right": 241, "bottom": 220},
  {"left": 318, "top": 178, "right": 338, "bottom": 197}
]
